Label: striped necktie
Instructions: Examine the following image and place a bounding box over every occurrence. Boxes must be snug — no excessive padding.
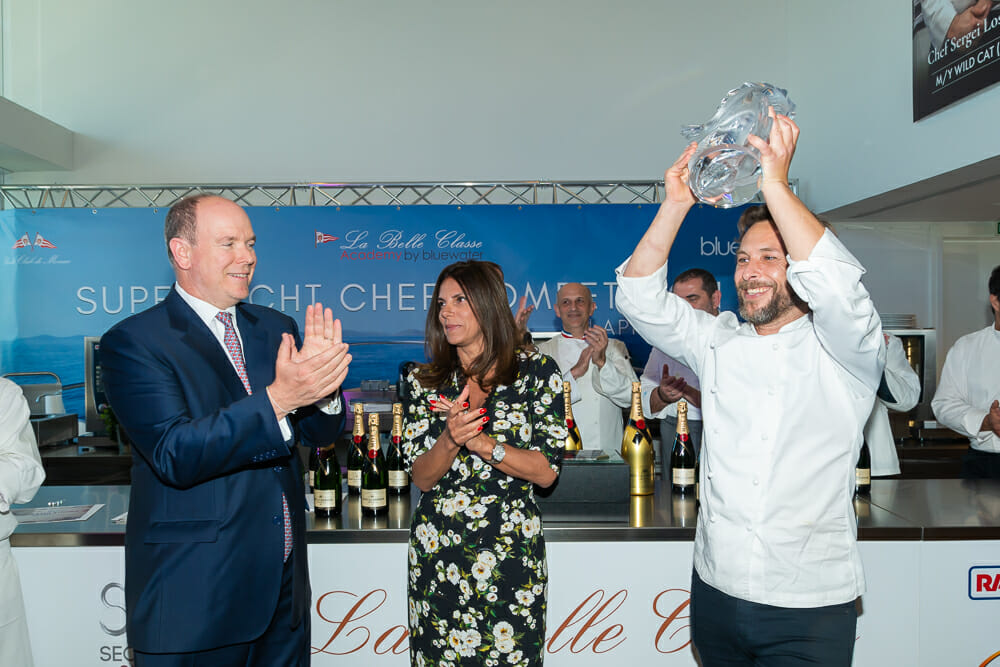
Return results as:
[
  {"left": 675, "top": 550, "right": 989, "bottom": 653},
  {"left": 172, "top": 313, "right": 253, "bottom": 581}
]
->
[{"left": 216, "top": 311, "right": 293, "bottom": 562}]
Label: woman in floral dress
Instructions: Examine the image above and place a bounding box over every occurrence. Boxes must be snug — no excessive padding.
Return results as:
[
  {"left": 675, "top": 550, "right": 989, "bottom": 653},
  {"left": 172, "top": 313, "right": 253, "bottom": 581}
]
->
[{"left": 402, "top": 260, "right": 565, "bottom": 667}]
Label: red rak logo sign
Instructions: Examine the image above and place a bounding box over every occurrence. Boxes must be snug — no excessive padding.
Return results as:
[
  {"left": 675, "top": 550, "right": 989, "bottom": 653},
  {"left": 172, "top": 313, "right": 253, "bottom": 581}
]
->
[{"left": 969, "top": 566, "right": 1000, "bottom": 600}]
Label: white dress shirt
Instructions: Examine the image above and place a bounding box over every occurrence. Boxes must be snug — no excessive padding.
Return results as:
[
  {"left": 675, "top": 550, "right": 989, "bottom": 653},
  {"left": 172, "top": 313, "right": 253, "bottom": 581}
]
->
[
  {"left": 640, "top": 347, "right": 703, "bottom": 422},
  {"left": 932, "top": 324, "right": 1000, "bottom": 453},
  {"left": 616, "top": 230, "right": 885, "bottom": 608},
  {"left": 537, "top": 333, "right": 637, "bottom": 449},
  {"left": 864, "top": 334, "right": 921, "bottom": 476}
]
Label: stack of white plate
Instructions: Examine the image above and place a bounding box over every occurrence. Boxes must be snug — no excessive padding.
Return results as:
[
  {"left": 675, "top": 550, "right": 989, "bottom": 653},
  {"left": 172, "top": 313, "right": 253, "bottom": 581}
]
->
[{"left": 880, "top": 313, "right": 917, "bottom": 329}]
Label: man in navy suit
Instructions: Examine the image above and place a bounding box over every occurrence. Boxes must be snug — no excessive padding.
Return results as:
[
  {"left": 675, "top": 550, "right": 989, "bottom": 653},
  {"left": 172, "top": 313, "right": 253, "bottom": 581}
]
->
[{"left": 101, "top": 194, "right": 351, "bottom": 666}]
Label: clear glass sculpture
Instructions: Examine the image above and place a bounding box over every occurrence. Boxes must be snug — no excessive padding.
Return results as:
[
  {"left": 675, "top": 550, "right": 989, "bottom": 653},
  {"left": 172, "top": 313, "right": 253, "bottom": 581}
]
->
[{"left": 681, "top": 82, "right": 796, "bottom": 208}]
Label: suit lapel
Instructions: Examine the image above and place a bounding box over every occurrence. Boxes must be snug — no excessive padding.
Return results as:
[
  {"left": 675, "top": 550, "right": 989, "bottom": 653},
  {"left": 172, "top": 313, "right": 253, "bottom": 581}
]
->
[
  {"left": 165, "top": 289, "right": 250, "bottom": 399},
  {"left": 236, "top": 304, "right": 279, "bottom": 393}
]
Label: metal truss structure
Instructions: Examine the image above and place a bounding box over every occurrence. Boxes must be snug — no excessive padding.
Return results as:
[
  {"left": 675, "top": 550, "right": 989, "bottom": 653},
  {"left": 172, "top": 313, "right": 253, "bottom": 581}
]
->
[{"left": 0, "top": 181, "right": 669, "bottom": 209}]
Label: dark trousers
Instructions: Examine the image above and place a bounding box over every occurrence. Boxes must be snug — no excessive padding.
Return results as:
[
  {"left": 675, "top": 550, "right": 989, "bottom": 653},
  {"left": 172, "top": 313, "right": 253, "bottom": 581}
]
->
[
  {"left": 134, "top": 556, "right": 309, "bottom": 667},
  {"left": 960, "top": 447, "right": 1000, "bottom": 479},
  {"left": 690, "top": 569, "right": 856, "bottom": 667}
]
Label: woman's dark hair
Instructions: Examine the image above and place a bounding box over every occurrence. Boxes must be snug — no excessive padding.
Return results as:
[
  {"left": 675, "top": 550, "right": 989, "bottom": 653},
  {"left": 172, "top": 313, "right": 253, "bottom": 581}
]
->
[{"left": 417, "top": 260, "right": 520, "bottom": 390}]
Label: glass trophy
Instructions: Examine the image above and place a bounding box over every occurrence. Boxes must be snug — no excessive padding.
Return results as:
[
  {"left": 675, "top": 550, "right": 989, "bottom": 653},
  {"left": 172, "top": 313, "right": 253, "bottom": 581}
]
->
[{"left": 681, "top": 82, "right": 796, "bottom": 208}]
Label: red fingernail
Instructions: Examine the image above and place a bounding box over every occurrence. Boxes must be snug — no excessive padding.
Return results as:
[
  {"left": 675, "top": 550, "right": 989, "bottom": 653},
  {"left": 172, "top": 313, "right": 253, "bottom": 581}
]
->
[
  {"left": 479, "top": 408, "right": 486, "bottom": 414},
  {"left": 477, "top": 425, "right": 483, "bottom": 432},
  {"left": 462, "top": 402, "right": 469, "bottom": 409},
  {"left": 482, "top": 416, "right": 489, "bottom": 423}
]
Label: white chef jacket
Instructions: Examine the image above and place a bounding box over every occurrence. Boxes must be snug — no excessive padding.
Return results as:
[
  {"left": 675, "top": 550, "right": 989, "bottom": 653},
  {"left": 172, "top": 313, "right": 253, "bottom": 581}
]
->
[
  {"left": 932, "top": 324, "right": 1000, "bottom": 453},
  {"left": 922, "top": 0, "right": 979, "bottom": 49},
  {"left": 864, "top": 334, "right": 921, "bottom": 476},
  {"left": 640, "top": 347, "right": 703, "bottom": 423},
  {"left": 0, "top": 378, "right": 46, "bottom": 667},
  {"left": 537, "top": 334, "right": 636, "bottom": 449},
  {"left": 616, "top": 230, "right": 885, "bottom": 608}
]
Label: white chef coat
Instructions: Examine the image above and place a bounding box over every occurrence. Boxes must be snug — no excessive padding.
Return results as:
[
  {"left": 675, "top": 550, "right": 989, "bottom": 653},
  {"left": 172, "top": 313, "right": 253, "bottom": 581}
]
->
[
  {"left": 864, "top": 334, "right": 921, "bottom": 476},
  {"left": 537, "top": 333, "right": 636, "bottom": 449},
  {"left": 0, "top": 378, "right": 46, "bottom": 667},
  {"left": 640, "top": 347, "right": 703, "bottom": 422},
  {"left": 932, "top": 324, "right": 1000, "bottom": 453},
  {"left": 616, "top": 229, "right": 885, "bottom": 608}
]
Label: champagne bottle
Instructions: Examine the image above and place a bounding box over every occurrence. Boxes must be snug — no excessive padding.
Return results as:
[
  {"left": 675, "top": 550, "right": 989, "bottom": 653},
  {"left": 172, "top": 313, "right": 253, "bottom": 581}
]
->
[
  {"left": 387, "top": 403, "right": 409, "bottom": 495},
  {"left": 670, "top": 400, "right": 696, "bottom": 495},
  {"left": 621, "top": 381, "right": 654, "bottom": 495},
  {"left": 855, "top": 440, "right": 871, "bottom": 496},
  {"left": 314, "top": 445, "right": 342, "bottom": 518},
  {"left": 362, "top": 412, "right": 388, "bottom": 515},
  {"left": 307, "top": 445, "right": 318, "bottom": 491},
  {"left": 347, "top": 403, "right": 365, "bottom": 495},
  {"left": 563, "top": 381, "right": 583, "bottom": 451}
]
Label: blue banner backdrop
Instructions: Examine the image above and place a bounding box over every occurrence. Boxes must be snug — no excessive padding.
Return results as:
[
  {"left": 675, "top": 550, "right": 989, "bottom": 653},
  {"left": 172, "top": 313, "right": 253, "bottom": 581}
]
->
[{"left": 0, "top": 203, "right": 747, "bottom": 419}]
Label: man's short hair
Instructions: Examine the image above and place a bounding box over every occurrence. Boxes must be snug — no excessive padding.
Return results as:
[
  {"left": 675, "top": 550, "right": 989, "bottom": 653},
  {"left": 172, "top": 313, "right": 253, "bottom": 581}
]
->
[
  {"left": 990, "top": 264, "right": 1000, "bottom": 298},
  {"left": 673, "top": 268, "right": 718, "bottom": 297},
  {"left": 164, "top": 194, "right": 213, "bottom": 266},
  {"left": 736, "top": 204, "right": 835, "bottom": 240}
]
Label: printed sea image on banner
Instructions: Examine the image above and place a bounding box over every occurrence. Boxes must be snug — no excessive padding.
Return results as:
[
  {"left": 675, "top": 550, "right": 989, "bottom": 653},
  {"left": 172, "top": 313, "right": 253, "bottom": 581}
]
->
[
  {"left": 913, "top": 0, "right": 1000, "bottom": 120},
  {"left": 0, "top": 203, "right": 746, "bottom": 422}
]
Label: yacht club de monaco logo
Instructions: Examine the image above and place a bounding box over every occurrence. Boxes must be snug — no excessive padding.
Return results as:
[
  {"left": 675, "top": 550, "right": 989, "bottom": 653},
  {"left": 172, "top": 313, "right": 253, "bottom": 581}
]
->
[
  {"left": 970, "top": 565, "right": 1000, "bottom": 600},
  {"left": 12, "top": 231, "right": 57, "bottom": 250},
  {"left": 314, "top": 228, "right": 485, "bottom": 262},
  {"left": 8, "top": 231, "right": 70, "bottom": 264}
]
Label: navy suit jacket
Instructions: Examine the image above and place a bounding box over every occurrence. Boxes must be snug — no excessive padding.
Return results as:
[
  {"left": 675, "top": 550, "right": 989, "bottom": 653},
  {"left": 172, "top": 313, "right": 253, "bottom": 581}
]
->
[{"left": 100, "top": 288, "right": 343, "bottom": 653}]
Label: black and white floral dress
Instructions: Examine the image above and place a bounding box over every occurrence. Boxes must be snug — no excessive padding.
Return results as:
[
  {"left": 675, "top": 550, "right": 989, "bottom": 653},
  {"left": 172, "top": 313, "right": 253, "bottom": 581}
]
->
[{"left": 402, "top": 350, "right": 565, "bottom": 667}]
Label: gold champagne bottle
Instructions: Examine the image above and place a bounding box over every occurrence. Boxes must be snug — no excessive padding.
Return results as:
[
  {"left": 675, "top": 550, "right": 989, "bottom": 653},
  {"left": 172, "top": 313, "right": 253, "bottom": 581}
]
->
[
  {"left": 347, "top": 403, "right": 365, "bottom": 495},
  {"left": 563, "top": 381, "right": 582, "bottom": 451},
  {"left": 621, "top": 381, "right": 654, "bottom": 495}
]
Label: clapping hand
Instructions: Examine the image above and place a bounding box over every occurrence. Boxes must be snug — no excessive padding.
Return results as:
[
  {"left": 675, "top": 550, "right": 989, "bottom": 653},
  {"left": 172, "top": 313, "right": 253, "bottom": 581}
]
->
[
  {"left": 268, "top": 302, "right": 352, "bottom": 417},
  {"left": 583, "top": 325, "right": 609, "bottom": 367},
  {"left": 432, "top": 384, "right": 489, "bottom": 448}
]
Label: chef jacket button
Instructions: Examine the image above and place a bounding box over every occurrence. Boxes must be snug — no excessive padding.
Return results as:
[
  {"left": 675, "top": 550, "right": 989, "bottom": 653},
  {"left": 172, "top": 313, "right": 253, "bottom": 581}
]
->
[
  {"left": 711, "top": 387, "right": 718, "bottom": 393},
  {"left": 768, "top": 386, "right": 776, "bottom": 395},
  {"left": 710, "top": 516, "right": 717, "bottom": 523},
  {"left": 746, "top": 525, "right": 753, "bottom": 532},
  {"left": 772, "top": 343, "right": 779, "bottom": 350},
  {"left": 761, "top": 433, "right": 768, "bottom": 440},
  {"left": 706, "top": 471, "right": 713, "bottom": 479},
  {"left": 753, "top": 478, "right": 759, "bottom": 486}
]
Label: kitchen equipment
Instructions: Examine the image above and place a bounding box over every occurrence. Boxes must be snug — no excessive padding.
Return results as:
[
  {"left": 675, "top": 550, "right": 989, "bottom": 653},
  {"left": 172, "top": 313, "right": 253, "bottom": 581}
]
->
[
  {"left": 2, "top": 371, "right": 79, "bottom": 446},
  {"left": 2, "top": 371, "right": 64, "bottom": 417}
]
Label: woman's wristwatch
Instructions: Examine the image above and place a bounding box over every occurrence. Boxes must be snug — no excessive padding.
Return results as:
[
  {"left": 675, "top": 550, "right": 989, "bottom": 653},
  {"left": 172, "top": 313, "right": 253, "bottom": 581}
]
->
[{"left": 491, "top": 442, "right": 506, "bottom": 464}]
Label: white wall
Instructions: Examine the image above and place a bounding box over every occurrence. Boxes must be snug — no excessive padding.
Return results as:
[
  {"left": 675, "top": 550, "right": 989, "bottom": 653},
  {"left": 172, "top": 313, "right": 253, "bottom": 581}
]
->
[
  {"left": 786, "top": 1, "right": 1000, "bottom": 214},
  {"left": 6, "top": 0, "right": 1000, "bottom": 217},
  {"left": 1, "top": 0, "right": 789, "bottom": 184}
]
